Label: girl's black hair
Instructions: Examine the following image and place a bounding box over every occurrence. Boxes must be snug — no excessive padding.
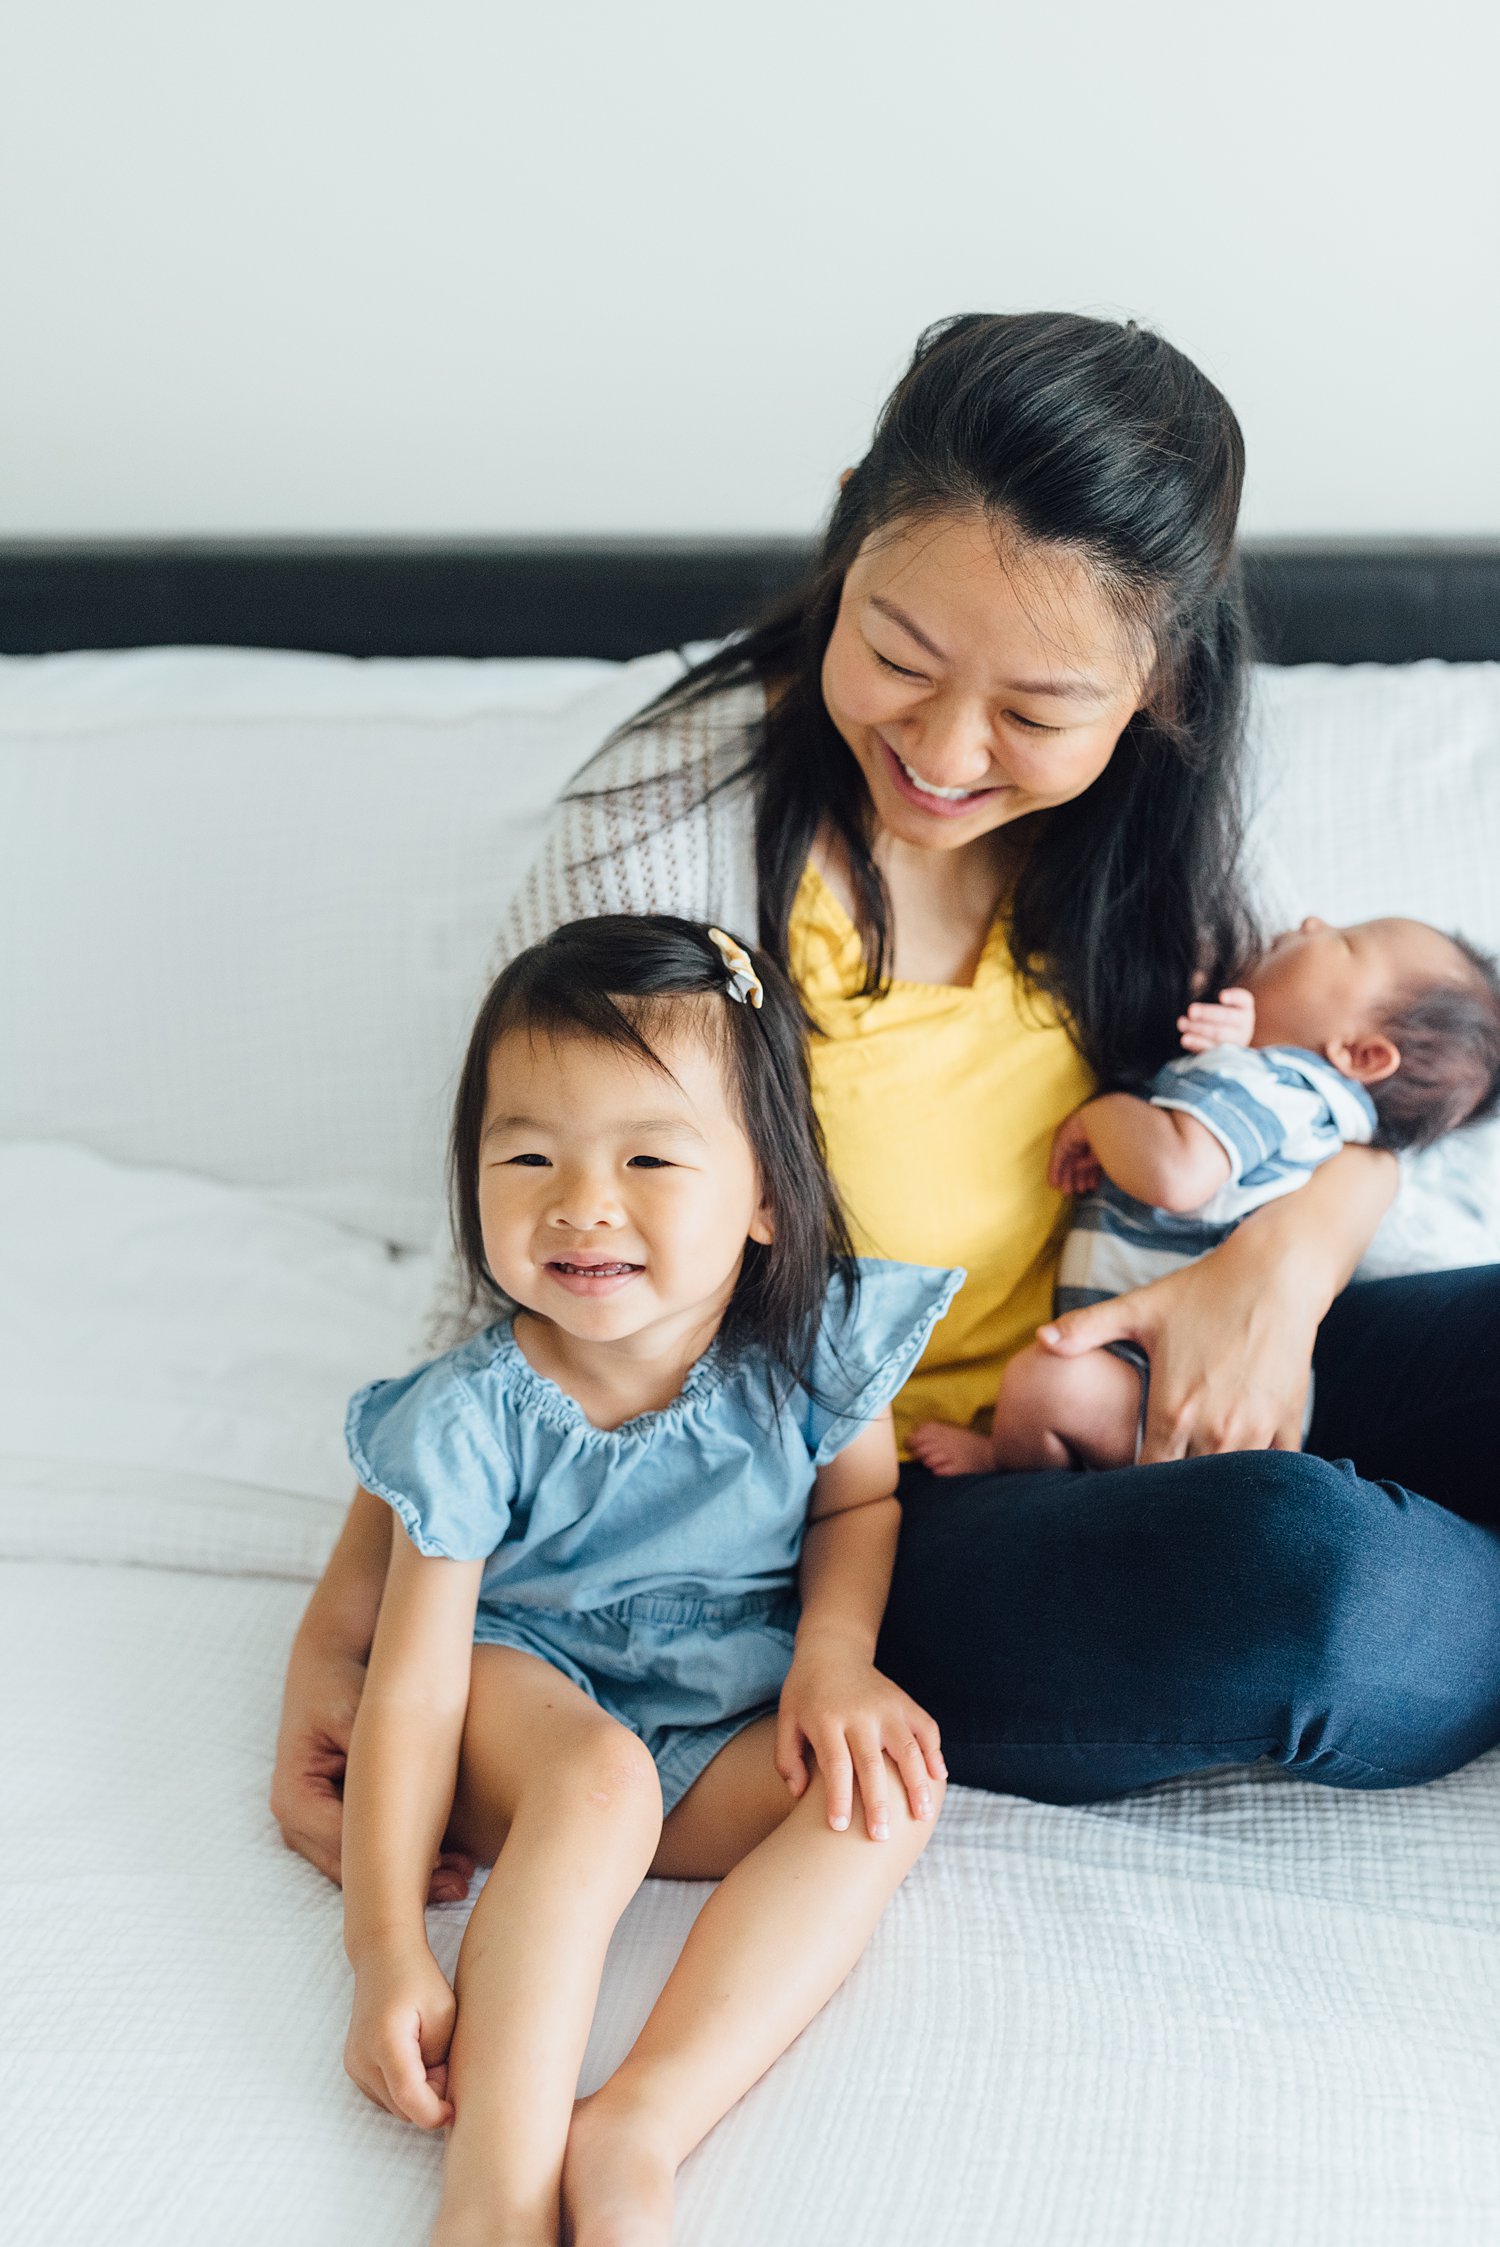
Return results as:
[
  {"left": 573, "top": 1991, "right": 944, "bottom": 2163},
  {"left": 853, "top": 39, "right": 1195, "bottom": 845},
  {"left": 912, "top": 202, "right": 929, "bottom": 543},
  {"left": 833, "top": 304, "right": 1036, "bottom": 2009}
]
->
[
  {"left": 581, "top": 310, "right": 1259, "bottom": 1088},
  {"left": 448, "top": 914, "right": 858, "bottom": 1385}
]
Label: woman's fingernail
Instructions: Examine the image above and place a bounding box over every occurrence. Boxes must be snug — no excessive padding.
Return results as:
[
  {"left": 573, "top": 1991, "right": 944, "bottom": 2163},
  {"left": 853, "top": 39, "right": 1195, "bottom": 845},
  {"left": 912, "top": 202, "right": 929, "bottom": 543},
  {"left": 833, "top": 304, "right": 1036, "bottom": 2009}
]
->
[
  {"left": 831, "top": 1814, "right": 849, "bottom": 1831},
  {"left": 873, "top": 1823, "right": 890, "bottom": 1841},
  {"left": 1038, "top": 1325, "right": 1059, "bottom": 1345}
]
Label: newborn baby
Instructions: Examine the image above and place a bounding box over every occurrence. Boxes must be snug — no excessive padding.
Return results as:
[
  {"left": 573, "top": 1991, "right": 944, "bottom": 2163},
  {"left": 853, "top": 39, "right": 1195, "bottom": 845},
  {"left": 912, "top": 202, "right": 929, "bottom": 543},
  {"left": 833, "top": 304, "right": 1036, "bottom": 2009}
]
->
[{"left": 910, "top": 915, "right": 1500, "bottom": 1476}]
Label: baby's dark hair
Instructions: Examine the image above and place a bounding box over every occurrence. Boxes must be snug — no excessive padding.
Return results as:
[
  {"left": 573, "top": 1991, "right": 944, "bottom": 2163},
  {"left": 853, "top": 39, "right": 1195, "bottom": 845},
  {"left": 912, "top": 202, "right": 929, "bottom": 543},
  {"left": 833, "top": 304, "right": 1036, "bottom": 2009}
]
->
[
  {"left": 448, "top": 914, "right": 858, "bottom": 1384},
  {"left": 1370, "top": 933, "right": 1500, "bottom": 1151}
]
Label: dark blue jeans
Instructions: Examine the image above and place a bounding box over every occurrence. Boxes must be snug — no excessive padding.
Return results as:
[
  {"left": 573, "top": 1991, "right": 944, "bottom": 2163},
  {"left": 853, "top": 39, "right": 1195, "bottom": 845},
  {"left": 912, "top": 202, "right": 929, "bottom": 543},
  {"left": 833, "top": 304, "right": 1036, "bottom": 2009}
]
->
[{"left": 877, "top": 1266, "right": 1500, "bottom": 1802}]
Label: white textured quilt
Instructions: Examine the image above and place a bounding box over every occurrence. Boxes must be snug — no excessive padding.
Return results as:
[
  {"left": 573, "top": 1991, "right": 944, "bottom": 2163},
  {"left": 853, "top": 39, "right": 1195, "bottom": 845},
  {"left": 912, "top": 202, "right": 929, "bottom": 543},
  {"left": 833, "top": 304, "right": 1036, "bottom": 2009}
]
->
[{"left": 6, "top": 1546, "right": 1499, "bottom": 2246}]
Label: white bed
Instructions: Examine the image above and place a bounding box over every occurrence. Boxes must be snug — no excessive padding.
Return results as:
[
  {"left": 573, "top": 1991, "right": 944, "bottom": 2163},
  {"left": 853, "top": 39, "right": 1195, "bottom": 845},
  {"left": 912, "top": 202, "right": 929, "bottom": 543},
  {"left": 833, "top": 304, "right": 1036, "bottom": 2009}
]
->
[{"left": 5, "top": 644, "right": 1500, "bottom": 2244}]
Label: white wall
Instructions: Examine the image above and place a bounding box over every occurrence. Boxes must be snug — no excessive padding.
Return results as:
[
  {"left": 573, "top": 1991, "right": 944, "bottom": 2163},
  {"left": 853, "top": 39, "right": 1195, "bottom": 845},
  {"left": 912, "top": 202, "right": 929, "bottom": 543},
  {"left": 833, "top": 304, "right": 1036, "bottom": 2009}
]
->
[{"left": 1, "top": 0, "right": 1496, "bottom": 538}]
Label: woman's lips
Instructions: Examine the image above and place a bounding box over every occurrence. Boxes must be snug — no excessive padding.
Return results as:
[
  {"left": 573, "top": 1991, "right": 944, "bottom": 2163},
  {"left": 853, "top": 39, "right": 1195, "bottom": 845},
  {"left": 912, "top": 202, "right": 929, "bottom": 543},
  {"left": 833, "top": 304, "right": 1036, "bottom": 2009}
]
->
[
  {"left": 544, "top": 1259, "right": 644, "bottom": 1297},
  {"left": 877, "top": 735, "right": 1004, "bottom": 819}
]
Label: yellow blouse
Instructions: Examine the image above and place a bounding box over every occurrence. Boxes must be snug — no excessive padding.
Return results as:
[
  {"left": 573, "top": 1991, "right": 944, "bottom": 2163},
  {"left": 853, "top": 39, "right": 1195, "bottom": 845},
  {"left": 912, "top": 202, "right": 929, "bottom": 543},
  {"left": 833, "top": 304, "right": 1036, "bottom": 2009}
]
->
[{"left": 788, "top": 861, "right": 1094, "bottom": 1455}]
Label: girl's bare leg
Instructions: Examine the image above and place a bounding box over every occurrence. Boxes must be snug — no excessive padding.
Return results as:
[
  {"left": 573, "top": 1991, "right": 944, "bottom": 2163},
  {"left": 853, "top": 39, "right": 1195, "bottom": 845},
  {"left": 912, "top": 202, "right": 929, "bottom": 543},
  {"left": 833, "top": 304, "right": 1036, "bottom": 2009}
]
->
[
  {"left": 432, "top": 1645, "right": 663, "bottom": 2247},
  {"left": 561, "top": 1715, "right": 943, "bottom": 2247}
]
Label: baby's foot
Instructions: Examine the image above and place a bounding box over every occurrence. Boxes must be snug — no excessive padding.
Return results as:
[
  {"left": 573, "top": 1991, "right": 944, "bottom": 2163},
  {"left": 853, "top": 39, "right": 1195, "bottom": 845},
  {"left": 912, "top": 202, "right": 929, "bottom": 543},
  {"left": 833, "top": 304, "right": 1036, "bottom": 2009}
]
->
[
  {"left": 562, "top": 2091, "right": 677, "bottom": 2247},
  {"left": 908, "top": 1420, "right": 996, "bottom": 1477}
]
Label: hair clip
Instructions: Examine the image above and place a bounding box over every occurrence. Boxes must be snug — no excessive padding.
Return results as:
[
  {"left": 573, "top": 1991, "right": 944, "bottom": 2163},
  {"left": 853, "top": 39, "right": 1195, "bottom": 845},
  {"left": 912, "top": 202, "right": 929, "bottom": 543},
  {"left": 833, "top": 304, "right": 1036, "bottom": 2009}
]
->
[{"left": 707, "top": 926, "right": 764, "bottom": 1010}]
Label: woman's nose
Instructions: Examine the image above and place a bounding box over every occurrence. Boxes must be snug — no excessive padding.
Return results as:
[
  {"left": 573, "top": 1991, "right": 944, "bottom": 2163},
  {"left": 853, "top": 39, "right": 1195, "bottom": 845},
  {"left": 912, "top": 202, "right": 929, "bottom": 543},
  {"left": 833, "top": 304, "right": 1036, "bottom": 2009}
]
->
[{"left": 905, "top": 699, "right": 998, "bottom": 788}]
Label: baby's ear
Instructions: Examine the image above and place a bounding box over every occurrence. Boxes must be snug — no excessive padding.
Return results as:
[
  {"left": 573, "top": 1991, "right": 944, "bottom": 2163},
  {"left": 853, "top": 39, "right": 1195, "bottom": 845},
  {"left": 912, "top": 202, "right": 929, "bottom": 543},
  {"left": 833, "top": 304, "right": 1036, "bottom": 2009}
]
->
[{"left": 1327, "top": 1031, "right": 1401, "bottom": 1085}]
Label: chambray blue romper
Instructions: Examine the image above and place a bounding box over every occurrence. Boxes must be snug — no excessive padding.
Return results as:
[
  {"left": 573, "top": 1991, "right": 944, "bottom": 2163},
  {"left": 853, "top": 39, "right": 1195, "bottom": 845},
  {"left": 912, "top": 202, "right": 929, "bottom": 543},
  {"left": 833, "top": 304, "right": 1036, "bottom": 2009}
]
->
[{"left": 346, "top": 1259, "right": 962, "bottom": 1812}]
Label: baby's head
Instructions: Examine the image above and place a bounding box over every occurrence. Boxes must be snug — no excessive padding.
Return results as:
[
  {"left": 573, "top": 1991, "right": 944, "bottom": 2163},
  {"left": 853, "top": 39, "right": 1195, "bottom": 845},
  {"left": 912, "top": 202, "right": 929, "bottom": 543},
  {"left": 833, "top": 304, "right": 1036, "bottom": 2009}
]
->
[
  {"left": 1243, "top": 916, "right": 1500, "bottom": 1149},
  {"left": 448, "top": 914, "right": 854, "bottom": 1376}
]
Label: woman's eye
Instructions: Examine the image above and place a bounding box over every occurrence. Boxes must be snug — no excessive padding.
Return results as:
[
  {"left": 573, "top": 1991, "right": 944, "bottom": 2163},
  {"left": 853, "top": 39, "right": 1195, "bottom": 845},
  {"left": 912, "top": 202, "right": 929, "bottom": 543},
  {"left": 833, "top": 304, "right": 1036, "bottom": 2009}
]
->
[
  {"left": 873, "top": 650, "right": 926, "bottom": 681},
  {"left": 1006, "top": 711, "right": 1063, "bottom": 735}
]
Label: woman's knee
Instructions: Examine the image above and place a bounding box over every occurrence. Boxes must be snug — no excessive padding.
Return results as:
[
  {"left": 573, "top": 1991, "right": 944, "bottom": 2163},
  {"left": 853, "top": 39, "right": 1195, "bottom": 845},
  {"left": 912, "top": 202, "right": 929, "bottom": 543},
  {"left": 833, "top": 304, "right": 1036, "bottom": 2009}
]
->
[{"left": 1196, "top": 1449, "right": 1500, "bottom": 1777}]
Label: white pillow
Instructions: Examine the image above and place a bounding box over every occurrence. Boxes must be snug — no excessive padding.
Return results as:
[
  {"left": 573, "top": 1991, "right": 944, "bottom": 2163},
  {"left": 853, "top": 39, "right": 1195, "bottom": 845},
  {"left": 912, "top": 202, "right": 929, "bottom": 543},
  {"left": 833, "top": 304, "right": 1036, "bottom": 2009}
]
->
[
  {"left": 0, "top": 645, "right": 685, "bottom": 1248},
  {"left": 0, "top": 1141, "right": 431, "bottom": 1572},
  {"left": 1241, "top": 661, "right": 1500, "bottom": 1275}
]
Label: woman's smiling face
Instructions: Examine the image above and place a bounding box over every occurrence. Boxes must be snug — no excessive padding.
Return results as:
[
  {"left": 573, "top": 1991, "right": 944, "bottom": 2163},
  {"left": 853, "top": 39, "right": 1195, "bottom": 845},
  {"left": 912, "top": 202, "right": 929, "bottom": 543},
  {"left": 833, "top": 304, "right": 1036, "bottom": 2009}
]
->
[{"left": 820, "top": 511, "right": 1151, "bottom": 852}]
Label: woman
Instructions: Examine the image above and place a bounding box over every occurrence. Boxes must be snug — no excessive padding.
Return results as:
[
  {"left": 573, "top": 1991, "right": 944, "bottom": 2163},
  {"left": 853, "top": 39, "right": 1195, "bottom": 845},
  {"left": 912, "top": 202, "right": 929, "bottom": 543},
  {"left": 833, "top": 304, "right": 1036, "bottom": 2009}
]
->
[{"left": 274, "top": 311, "right": 1500, "bottom": 1898}]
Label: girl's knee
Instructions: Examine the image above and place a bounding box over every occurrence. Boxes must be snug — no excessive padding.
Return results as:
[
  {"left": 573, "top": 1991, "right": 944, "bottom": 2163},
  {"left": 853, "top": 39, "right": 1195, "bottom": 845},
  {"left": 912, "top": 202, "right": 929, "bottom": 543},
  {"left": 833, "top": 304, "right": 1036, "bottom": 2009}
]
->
[{"left": 525, "top": 1719, "right": 664, "bottom": 1849}]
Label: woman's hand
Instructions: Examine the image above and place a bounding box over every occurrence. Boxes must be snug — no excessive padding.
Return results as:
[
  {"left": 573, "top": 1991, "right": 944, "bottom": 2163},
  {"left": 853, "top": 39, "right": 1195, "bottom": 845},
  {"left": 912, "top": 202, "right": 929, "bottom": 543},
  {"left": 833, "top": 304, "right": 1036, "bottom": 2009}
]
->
[
  {"left": 1034, "top": 1146, "right": 1396, "bottom": 1459},
  {"left": 270, "top": 1624, "right": 475, "bottom": 1906},
  {"left": 345, "top": 1942, "right": 457, "bottom": 2130},
  {"left": 776, "top": 1631, "right": 945, "bottom": 1840}
]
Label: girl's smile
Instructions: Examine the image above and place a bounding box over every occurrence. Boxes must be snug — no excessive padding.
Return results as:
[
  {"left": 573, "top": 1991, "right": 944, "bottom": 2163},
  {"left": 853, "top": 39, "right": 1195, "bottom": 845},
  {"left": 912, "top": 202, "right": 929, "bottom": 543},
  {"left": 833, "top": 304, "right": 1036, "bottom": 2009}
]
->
[{"left": 477, "top": 1015, "right": 773, "bottom": 1371}]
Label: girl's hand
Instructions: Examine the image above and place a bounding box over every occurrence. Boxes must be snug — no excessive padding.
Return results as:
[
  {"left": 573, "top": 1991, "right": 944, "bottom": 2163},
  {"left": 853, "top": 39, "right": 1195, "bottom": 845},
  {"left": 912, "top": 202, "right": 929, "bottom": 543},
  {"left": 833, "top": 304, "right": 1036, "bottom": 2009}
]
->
[
  {"left": 1177, "top": 986, "right": 1255, "bottom": 1052},
  {"left": 1047, "top": 1107, "right": 1103, "bottom": 1197},
  {"left": 270, "top": 1628, "right": 474, "bottom": 1907},
  {"left": 345, "top": 1943, "right": 458, "bottom": 2130},
  {"left": 776, "top": 1633, "right": 945, "bottom": 1840}
]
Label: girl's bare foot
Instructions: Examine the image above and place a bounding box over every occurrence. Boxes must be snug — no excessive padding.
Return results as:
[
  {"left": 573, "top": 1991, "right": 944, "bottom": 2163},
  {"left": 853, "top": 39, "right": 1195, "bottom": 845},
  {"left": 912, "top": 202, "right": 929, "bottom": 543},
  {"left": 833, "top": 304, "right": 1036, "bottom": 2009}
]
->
[
  {"left": 562, "top": 2091, "right": 678, "bottom": 2247},
  {"left": 908, "top": 1419, "right": 996, "bottom": 1477}
]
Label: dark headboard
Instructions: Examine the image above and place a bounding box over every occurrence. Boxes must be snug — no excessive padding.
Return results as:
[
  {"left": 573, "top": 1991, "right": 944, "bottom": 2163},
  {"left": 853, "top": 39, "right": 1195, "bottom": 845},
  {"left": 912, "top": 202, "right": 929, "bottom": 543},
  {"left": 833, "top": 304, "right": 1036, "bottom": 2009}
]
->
[{"left": 0, "top": 537, "right": 1497, "bottom": 664}]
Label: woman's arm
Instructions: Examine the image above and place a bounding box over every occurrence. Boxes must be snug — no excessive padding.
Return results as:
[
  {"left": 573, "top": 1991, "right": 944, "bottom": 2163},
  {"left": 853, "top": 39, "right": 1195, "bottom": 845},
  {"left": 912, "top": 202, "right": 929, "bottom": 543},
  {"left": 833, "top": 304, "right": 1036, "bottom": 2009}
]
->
[
  {"left": 777, "top": 1413, "right": 946, "bottom": 1838},
  {"left": 1038, "top": 1143, "right": 1397, "bottom": 1460}
]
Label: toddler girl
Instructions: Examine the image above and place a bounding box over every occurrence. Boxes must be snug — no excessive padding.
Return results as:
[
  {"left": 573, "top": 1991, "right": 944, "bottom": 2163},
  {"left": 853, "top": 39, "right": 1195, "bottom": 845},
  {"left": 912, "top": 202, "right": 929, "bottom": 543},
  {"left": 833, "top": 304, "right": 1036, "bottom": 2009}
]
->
[
  {"left": 911, "top": 914, "right": 1500, "bottom": 1476},
  {"left": 339, "top": 913, "right": 960, "bottom": 2247}
]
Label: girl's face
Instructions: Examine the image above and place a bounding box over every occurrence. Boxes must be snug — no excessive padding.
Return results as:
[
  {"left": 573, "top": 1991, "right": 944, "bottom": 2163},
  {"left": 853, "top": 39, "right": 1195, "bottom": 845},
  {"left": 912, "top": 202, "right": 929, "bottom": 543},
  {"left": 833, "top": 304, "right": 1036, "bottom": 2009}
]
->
[
  {"left": 820, "top": 511, "right": 1150, "bottom": 853},
  {"left": 477, "top": 1015, "right": 773, "bottom": 1355}
]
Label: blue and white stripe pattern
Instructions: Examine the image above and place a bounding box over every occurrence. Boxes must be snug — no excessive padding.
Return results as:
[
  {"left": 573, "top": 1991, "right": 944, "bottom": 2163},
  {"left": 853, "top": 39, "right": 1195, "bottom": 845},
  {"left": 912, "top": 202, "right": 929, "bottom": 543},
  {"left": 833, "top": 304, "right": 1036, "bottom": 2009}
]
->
[{"left": 1055, "top": 1045, "right": 1377, "bottom": 1316}]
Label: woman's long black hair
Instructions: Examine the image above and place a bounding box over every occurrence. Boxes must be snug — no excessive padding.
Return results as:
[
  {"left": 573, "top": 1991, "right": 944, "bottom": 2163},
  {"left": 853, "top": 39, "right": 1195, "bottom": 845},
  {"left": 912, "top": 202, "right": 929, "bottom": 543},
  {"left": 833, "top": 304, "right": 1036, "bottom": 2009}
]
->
[
  {"left": 449, "top": 914, "right": 858, "bottom": 1384},
  {"left": 582, "top": 311, "right": 1259, "bottom": 1088}
]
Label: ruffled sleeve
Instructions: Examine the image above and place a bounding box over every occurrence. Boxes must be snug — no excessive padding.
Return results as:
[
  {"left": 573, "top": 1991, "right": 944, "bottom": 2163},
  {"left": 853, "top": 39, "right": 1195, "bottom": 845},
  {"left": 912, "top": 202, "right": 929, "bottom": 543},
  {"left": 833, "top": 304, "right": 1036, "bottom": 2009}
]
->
[
  {"left": 800, "top": 1260, "right": 965, "bottom": 1467},
  {"left": 346, "top": 1346, "right": 517, "bottom": 1560}
]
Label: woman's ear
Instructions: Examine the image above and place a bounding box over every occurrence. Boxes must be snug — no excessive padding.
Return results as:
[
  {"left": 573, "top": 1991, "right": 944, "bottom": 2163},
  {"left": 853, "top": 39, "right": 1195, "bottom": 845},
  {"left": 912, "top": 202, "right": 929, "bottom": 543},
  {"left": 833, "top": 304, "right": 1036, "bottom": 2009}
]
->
[{"left": 1327, "top": 1031, "right": 1401, "bottom": 1086}]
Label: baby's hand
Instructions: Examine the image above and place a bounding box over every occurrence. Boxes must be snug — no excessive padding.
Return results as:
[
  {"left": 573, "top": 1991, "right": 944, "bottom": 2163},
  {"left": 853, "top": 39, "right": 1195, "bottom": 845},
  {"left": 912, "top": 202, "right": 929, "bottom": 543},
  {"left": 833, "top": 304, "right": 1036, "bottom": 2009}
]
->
[
  {"left": 345, "top": 1942, "right": 457, "bottom": 2130},
  {"left": 776, "top": 1636, "right": 945, "bottom": 1841},
  {"left": 1048, "top": 1107, "right": 1104, "bottom": 1197},
  {"left": 1178, "top": 987, "right": 1255, "bottom": 1053}
]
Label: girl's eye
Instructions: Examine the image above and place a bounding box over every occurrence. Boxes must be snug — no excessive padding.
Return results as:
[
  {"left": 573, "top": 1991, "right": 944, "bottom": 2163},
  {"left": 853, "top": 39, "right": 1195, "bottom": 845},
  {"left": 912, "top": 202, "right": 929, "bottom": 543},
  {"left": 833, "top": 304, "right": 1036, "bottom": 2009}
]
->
[
  {"left": 873, "top": 649, "right": 926, "bottom": 681},
  {"left": 627, "top": 1155, "right": 672, "bottom": 1169},
  {"left": 506, "top": 1152, "right": 550, "bottom": 1167}
]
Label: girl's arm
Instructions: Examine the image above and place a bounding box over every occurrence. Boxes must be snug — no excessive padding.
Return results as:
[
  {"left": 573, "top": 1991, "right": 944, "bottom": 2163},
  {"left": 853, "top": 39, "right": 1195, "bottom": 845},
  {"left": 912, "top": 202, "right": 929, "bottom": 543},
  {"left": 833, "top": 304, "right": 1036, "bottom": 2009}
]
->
[
  {"left": 271, "top": 1487, "right": 477, "bottom": 1901},
  {"left": 341, "top": 1530, "right": 484, "bottom": 2130},
  {"left": 777, "top": 1411, "right": 946, "bottom": 1841},
  {"left": 1039, "top": 1142, "right": 1397, "bottom": 1459}
]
